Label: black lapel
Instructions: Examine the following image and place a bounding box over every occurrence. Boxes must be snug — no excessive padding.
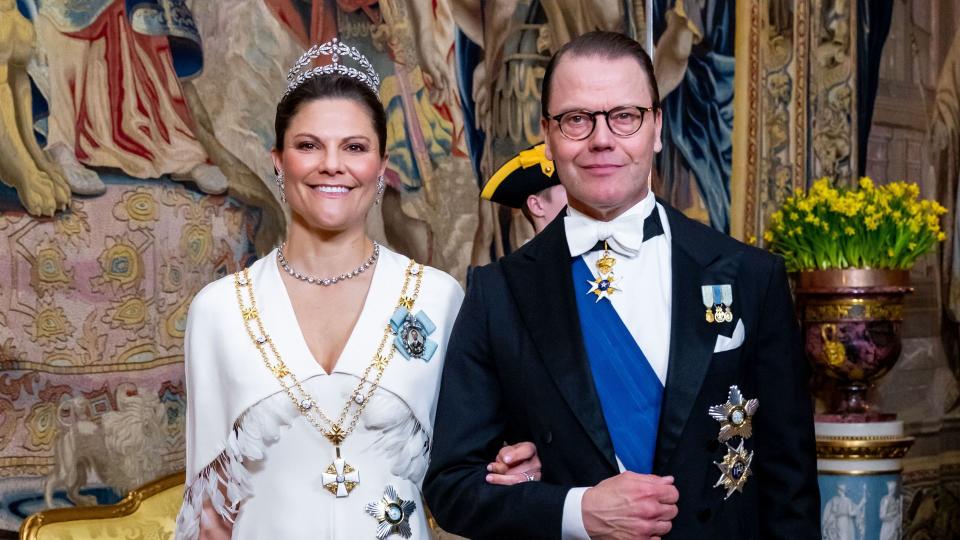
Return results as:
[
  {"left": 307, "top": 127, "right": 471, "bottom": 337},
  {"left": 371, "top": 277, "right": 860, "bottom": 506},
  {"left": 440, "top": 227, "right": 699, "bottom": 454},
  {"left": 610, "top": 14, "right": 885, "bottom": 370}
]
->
[
  {"left": 654, "top": 203, "right": 738, "bottom": 471},
  {"left": 501, "top": 215, "right": 618, "bottom": 471}
]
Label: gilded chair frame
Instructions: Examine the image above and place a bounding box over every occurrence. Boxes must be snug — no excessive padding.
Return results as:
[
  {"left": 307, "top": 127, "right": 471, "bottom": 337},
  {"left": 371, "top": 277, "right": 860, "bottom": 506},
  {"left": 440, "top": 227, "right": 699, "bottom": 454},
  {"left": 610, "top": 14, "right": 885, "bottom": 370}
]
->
[{"left": 18, "top": 471, "right": 185, "bottom": 540}]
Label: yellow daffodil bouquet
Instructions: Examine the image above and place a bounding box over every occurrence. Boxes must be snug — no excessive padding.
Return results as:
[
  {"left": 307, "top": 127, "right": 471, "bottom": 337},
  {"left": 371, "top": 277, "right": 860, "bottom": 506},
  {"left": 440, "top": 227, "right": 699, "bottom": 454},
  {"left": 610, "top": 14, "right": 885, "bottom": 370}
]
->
[{"left": 763, "top": 178, "right": 947, "bottom": 272}]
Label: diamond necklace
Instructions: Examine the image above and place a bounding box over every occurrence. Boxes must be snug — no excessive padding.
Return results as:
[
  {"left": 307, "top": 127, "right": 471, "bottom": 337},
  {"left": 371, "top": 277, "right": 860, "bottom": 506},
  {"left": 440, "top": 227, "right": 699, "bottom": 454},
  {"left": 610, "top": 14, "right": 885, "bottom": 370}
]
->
[
  {"left": 233, "top": 258, "right": 424, "bottom": 497},
  {"left": 277, "top": 242, "right": 379, "bottom": 286}
]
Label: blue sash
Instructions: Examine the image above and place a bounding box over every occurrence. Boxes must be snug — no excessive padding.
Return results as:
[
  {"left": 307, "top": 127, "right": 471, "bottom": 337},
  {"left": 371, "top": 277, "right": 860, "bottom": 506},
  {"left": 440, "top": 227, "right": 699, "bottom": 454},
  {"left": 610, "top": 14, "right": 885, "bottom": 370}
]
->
[{"left": 572, "top": 258, "right": 663, "bottom": 473}]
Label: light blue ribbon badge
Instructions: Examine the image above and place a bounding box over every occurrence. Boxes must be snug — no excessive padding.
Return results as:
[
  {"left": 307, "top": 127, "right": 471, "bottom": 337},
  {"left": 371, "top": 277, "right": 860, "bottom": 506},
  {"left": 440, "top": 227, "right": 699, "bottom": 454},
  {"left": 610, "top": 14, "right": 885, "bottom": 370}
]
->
[{"left": 389, "top": 307, "right": 438, "bottom": 362}]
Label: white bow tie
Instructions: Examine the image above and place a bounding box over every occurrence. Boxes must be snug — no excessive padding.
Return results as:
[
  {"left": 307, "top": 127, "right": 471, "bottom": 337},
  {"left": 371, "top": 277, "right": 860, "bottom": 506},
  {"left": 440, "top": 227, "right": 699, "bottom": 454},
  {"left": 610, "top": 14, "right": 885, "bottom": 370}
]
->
[{"left": 564, "top": 213, "right": 646, "bottom": 258}]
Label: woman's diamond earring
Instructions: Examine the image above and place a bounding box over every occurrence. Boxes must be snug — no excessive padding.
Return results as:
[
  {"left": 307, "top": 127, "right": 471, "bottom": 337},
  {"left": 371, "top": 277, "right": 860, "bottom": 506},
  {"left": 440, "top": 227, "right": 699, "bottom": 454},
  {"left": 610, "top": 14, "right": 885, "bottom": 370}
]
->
[{"left": 276, "top": 170, "right": 286, "bottom": 204}]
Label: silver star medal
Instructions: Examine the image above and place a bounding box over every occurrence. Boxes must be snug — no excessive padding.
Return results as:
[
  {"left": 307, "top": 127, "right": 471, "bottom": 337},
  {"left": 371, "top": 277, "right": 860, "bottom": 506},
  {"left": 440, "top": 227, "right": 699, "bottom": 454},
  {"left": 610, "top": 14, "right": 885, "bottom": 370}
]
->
[
  {"left": 709, "top": 385, "right": 758, "bottom": 499},
  {"left": 708, "top": 385, "right": 759, "bottom": 441},
  {"left": 714, "top": 439, "right": 754, "bottom": 499},
  {"left": 366, "top": 485, "right": 417, "bottom": 539}
]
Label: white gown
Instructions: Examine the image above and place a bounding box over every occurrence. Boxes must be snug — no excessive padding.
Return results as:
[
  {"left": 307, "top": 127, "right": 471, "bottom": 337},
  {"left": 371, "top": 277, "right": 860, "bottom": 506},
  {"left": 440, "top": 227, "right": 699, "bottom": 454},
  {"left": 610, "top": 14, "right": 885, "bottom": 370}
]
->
[{"left": 175, "top": 247, "right": 464, "bottom": 539}]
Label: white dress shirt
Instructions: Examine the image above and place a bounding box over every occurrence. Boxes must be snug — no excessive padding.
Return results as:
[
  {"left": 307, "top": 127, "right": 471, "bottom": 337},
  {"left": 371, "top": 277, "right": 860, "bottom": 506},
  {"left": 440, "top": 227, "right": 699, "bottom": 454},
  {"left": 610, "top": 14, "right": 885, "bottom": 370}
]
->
[{"left": 560, "top": 191, "right": 673, "bottom": 539}]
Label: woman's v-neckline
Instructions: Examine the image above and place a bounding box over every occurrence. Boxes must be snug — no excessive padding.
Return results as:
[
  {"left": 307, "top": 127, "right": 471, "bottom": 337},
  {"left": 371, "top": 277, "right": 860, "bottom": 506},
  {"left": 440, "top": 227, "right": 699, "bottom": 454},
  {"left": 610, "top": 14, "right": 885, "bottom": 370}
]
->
[{"left": 269, "top": 247, "right": 386, "bottom": 377}]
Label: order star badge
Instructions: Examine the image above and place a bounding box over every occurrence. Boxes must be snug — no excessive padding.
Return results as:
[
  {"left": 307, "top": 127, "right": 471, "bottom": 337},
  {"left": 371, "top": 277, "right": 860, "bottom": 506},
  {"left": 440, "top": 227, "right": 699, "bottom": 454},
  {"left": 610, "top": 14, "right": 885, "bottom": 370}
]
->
[
  {"left": 365, "top": 485, "right": 416, "bottom": 539},
  {"left": 713, "top": 439, "right": 754, "bottom": 499},
  {"left": 586, "top": 241, "right": 621, "bottom": 302},
  {"left": 708, "top": 385, "right": 759, "bottom": 442},
  {"left": 587, "top": 273, "right": 620, "bottom": 302}
]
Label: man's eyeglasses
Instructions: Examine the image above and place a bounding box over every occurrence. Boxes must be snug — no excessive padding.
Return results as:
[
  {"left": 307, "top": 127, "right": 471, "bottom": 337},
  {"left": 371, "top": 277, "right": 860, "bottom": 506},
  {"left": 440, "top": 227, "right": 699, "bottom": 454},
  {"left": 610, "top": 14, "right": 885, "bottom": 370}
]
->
[{"left": 546, "top": 105, "right": 658, "bottom": 141}]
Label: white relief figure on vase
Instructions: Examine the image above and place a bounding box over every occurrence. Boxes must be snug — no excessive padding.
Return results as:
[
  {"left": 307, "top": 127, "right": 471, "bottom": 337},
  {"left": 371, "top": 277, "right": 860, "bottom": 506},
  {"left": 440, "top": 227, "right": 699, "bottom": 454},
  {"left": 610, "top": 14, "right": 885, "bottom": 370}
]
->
[
  {"left": 878, "top": 480, "right": 901, "bottom": 540},
  {"left": 822, "top": 483, "right": 866, "bottom": 540}
]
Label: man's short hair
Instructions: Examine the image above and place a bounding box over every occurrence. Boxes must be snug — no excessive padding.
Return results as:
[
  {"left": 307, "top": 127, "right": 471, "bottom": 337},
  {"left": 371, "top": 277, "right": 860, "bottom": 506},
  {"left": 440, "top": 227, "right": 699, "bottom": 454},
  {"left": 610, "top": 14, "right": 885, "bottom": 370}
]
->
[{"left": 540, "top": 31, "right": 660, "bottom": 118}]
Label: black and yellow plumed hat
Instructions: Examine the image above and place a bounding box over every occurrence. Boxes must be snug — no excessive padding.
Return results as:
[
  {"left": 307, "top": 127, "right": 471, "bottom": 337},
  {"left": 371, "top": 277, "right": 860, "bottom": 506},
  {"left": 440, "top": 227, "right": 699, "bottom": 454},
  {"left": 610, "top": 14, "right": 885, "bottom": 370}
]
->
[{"left": 480, "top": 144, "right": 558, "bottom": 209}]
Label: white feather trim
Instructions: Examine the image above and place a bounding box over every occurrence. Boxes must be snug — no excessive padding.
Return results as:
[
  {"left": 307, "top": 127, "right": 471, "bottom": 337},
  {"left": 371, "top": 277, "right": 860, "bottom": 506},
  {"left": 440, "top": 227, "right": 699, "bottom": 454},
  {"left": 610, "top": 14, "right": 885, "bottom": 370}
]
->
[
  {"left": 175, "top": 390, "right": 295, "bottom": 540},
  {"left": 176, "top": 376, "right": 430, "bottom": 539}
]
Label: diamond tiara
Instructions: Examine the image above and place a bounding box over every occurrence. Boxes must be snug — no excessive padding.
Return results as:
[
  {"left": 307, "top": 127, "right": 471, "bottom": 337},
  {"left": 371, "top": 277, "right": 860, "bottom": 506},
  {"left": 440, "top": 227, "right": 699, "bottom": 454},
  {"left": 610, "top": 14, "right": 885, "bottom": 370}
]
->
[{"left": 283, "top": 38, "right": 381, "bottom": 98}]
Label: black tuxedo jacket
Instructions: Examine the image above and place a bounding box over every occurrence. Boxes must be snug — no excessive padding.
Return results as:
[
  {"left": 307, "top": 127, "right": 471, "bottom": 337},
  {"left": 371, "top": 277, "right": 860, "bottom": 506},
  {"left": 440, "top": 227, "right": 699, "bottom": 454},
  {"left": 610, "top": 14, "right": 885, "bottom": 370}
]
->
[{"left": 424, "top": 202, "right": 820, "bottom": 539}]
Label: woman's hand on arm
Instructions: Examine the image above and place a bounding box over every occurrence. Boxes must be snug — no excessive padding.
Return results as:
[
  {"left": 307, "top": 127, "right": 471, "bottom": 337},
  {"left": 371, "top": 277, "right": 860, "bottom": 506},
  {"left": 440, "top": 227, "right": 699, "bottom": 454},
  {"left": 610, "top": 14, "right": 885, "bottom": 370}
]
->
[{"left": 485, "top": 441, "right": 542, "bottom": 485}]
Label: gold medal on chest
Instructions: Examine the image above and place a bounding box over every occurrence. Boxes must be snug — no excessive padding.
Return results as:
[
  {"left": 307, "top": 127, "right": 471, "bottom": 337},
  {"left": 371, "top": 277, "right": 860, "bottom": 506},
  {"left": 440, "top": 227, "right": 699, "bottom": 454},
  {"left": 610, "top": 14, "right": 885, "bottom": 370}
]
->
[{"left": 701, "top": 284, "right": 734, "bottom": 323}]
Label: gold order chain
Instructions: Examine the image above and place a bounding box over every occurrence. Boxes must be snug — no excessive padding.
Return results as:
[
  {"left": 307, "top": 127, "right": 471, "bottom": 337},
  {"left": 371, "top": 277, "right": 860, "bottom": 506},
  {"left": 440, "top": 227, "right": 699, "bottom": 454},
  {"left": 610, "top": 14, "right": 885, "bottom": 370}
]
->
[{"left": 232, "top": 258, "right": 424, "bottom": 446}]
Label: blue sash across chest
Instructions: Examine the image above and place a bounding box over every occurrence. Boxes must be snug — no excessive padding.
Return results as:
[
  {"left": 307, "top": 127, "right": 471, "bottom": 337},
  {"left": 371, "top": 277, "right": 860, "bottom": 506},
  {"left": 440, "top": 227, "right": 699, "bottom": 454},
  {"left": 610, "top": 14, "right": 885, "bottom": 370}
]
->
[{"left": 572, "top": 257, "right": 664, "bottom": 473}]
